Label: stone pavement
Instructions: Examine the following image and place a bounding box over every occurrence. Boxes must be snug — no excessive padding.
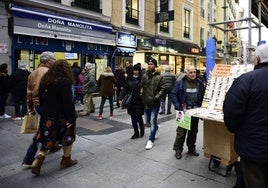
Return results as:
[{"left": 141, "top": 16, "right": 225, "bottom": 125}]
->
[{"left": 0, "top": 96, "right": 237, "bottom": 188}]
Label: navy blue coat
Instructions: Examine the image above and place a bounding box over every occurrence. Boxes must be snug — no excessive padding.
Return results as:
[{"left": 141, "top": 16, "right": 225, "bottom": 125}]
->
[
  {"left": 223, "top": 63, "right": 268, "bottom": 163},
  {"left": 171, "top": 76, "right": 205, "bottom": 111}
]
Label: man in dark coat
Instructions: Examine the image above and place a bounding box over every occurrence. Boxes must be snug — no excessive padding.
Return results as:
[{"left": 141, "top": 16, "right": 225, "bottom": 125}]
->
[
  {"left": 9, "top": 61, "right": 30, "bottom": 120},
  {"left": 223, "top": 43, "right": 268, "bottom": 188},
  {"left": 114, "top": 63, "right": 126, "bottom": 107},
  {"left": 171, "top": 65, "right": 205, "bottom": 159}
]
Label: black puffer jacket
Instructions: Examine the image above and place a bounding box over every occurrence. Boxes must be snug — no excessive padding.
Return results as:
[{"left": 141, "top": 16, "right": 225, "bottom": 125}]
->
[
  {"left": 223, "top": 63, "right": 268, "bottom": 163},
  {"left": 119, "top": 75, "right": 144, "bottom": 116}
]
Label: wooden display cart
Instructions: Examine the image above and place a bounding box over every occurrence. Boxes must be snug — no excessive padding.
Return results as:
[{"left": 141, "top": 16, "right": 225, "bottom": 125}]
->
[{"left": 203, "top": 119, "right": 239, "bottom": 176}]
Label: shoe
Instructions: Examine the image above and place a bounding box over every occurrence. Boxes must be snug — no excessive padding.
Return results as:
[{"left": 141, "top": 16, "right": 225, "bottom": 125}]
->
[
  {"left": 12, "top": 116, "right": 22, "bottom": 120},
  {"left": 144, "top": 123, "right": 151, "bottom": 128},
  {"left": 22, "top": 160, "right": 33, "bottom": 168},
  {"left": 0, "top": 113, "right": 11, "bottom": 119},
  {"left": 79, "top": 112, "right": 89, "bottom": 116},
  {"left": 60, "top": 155, "right": 78, "bottom": 169},
  {"left": 175, "top": 150, "right": 182, "bottom": 159},
  {"left": 31, "top": 154, "right": 45, "bottom": 176},
  {"left": 188, "top": 149, "right": 199, "bottom": 156},
  {"left": 97, "top": 115, "right": 103, "bottom": 120},
  {"left": 145, "top": 140, "right": 154, "bottom": 150},
  {"left": 159, "top": 111, "right": 165, "bottom": 115},
  {"left": 167, "top": 112, "right": 172, "bottom": 115},
  {"left": 131, "top": 133, "right": 139, "bottom": 139},
  {"left": 109, "top": 114, "right": 113, "bottom": 119}
]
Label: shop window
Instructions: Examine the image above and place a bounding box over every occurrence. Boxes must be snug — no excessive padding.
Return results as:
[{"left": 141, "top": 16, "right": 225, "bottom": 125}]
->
[
  {"left": 36, "top": 37, "right": 48, "bottom": 45},
  {"left": 126, "top": 0, "right": 139, "bottom": 25},
  {"left": 72, "top": 0, "right": 102, "bottom": 13}
]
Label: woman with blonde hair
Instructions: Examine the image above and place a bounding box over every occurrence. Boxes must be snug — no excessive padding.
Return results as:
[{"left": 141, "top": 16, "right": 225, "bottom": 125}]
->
[
  {"left": 31, "top": 59, "right": 77, "bottom": 175},
  {"left": 97, "top": 66, "right": 116, "bottom": 120}
]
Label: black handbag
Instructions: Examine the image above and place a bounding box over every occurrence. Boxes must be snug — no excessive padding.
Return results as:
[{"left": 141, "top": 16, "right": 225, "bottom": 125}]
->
[{"left": 121, "top": 91, "right": 133, "bottom": 109}]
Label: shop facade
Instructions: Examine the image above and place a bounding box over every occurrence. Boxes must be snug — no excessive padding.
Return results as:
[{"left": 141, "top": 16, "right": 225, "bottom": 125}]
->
[
  {"left": 8, "top": 4, "right": 116, "bottom": 80},
  {"left": 133, "top": 37, "right": 207, "bottom": 76}
]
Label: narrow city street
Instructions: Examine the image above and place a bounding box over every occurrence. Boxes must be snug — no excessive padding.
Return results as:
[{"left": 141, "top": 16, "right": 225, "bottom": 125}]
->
[{"left": 0, "top": 97, "right": 236, "bottom": 188}]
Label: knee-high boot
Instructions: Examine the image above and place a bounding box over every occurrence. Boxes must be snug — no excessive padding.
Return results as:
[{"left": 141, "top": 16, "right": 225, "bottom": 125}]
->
[{"left": 61, "top": 144, "right": 78, "bottom": 169}]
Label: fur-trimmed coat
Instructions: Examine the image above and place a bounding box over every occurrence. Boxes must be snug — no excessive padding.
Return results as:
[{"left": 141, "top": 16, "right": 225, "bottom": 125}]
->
[{"left": 97, "top": 72, "right": 116, "bottom": 97}]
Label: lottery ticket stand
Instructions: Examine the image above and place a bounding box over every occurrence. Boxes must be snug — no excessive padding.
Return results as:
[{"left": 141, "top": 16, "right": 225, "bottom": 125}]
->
[{"left": 187, "top": 64, "right": 253, "bottom": 176}]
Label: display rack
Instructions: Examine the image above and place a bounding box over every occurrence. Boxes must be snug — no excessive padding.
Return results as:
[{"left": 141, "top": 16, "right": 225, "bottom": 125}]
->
[{"left": 187, "top": 63, "right": 253, "bottom": 176}]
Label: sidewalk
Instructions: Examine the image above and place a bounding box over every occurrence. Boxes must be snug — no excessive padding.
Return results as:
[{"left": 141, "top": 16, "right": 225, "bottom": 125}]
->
[{"left": 0, "top": 97, "right": 237, "bottom": 188}]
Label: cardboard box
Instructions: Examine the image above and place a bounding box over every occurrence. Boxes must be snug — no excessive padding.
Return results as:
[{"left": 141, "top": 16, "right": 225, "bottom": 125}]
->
[{"left": 203, "top": 119, "right": 238, "bottom": 165}]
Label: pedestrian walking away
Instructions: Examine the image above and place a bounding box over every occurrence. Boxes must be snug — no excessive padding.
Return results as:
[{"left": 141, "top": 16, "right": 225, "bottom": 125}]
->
[
  {"left": 171, "top": 65, "right": 205, "bottom": 159},
  {"left": 31, "top": 59, "right": 77, "bottom": 176},
  {"left": 159, "top": 65, "right": 176, "bottom": 115},
  {"left": 9, "top": 60, "right": 30, "bottom": 120},
  {"left": 0, "top": 63, "right": 11, "bottom": 119},
  {"left": 97, "top": 66, "right": 116, "bottom": 120},
  {"left": 141, "top": 58, "right": 166, "bottom": 150},
  {"left": 22, "top": 51, "right": 56, "bottom": 168}
]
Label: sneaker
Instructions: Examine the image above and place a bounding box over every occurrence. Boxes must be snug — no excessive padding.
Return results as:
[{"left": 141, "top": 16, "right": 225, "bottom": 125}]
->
[
  {"left": 12, "top": 116, "right": 22, "bottom": 120},
  {"left": 145, "top": 140, "right": 154, "bottom": 150},
  {"left": 167, "top": 111, "right": 172, "bottom": 115},
  {"left": 0, "top": 113, "right": 11, "bottom": 119},
  {"left": 97, "top": 115, "right": 103, "bottom": 120},
  {"left": 109, "top": 114, "right": 113, "bottom": 119},
  {"left": 22, "top": 161, "right": 33, "bottom": 168},
  {"left": 159, "top": 111, "right": 165, "bottom": 115}
]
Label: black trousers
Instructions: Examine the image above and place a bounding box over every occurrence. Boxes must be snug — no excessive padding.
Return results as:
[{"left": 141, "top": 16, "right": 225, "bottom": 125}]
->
[
  {"left": 241, "top": 158, "right": 268, "bottom": 188},
  {"left": 173, "top": 117, "right": 199, "bottom": 151}
]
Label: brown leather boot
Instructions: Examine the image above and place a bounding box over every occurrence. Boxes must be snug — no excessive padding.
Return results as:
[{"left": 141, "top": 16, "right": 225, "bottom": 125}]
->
[
  {"left": 31, "top": 154, "right": 45, "bottom": 176},
  {"left": 60, "top": 155, "right": 78, "bottom": 169}
]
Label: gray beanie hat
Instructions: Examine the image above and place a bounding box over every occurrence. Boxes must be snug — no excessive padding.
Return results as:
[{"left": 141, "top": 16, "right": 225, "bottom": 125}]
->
[
  {"left": 255, "top": 44, "right": 268, "bottom": 63},
  {"left": 40, "top": 51, "right": 55, "bottom": 63}
]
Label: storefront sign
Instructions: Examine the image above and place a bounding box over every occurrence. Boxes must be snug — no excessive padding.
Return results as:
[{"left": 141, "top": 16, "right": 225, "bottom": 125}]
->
[
  {"left": 10, "top": 5, "right": 115, "bottom": 46},
  {"left": 116, "top": 32, "right": 137, "bottom": 48},
  {"left": 155, "top": 10, "right": 174, "bottom": 23},
  {"left": 0, "top": 44, "right": 8, "bottom": 53},
  {"left": 191, "top": 47, "right": 199, "bottom": 54}
]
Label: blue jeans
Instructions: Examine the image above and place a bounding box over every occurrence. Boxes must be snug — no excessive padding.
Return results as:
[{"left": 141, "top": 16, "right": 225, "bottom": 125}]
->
[
  {"left": 99, "top": 96, "right": 113, "bottom": 115},
  {"left": 145, "top": 107, "right": 159, "bottom": 142},
  {"left": 23, "top": 105, "right": 41, "bottom": 163}
]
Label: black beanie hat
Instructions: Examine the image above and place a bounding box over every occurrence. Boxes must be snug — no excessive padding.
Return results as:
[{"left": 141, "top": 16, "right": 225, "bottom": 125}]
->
[
  {"left": 147, "top": 58, "right": 157, "bottom": 67},
  {"left": 133, "top": 64, "right": 141, "bottom": 72}
]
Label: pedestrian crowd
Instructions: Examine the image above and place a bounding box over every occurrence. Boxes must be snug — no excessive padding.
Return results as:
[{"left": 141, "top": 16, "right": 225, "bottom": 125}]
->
[{"left": 4, "top": 48, "right": 265, "bottom": 188}]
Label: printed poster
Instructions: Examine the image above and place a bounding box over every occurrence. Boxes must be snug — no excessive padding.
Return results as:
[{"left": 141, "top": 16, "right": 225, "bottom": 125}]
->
[{"left": 176, "top": 110, "right": 191, "bottom": 130}]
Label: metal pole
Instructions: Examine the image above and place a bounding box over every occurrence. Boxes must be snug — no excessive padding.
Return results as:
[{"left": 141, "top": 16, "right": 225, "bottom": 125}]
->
[
  {"left": 258, "top": 0, "right": 262, "bottom": 42},
  {"left": 248, "top": 0, "right": 252, "bottom": 64},
  {"left": 223, "top": 0, "right": 227, "bottom": 64},
  {"left": 209, "top": 0, "right": 212, "bottom": 38}
]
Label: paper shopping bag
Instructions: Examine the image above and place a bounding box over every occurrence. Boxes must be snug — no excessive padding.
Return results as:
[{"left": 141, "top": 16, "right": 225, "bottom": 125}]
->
[{"left": 20, "top": 114, "right": 38, "bottom": 134}]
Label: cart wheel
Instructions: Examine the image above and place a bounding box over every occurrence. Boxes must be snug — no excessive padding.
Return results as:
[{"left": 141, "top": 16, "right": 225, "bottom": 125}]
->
[
  {"left": 212, "top": 159, "right": 221, "bottom": 167},
  {"left": 227, "top": 164, "right": 233, "bottom": 172}
]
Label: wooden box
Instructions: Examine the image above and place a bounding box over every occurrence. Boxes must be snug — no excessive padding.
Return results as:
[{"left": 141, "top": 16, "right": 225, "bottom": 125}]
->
[{"left": 203, "top": 119, "right": 238, "bottom": 165}]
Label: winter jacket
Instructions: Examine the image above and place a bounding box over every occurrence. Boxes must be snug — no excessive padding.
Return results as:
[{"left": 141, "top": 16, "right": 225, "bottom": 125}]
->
[
  {"left": 76, "top": 73, "right": 83, "bottom": 94},
  {"left": 171, "top": 76, "right": 205, "bottom": 111},
  {"left": 97, "top": 72, "right": 116, "bottom": 97},
  {"left": 223, "top": 63, "right": 268, "bottom": 163},
  {"left": 119, "top": 75, "right": 144, "bottom": 116},
  {"left": 82, "top": 70, "right": 96, "bottom": 94},
  {"left": 0, "top": 72, "right": 10, "bottom": 94},
  {"left": 27, "top": 64, "right": 50, "bottom": 110},
  {"left": 161, "top": 71, "right": 176, "bottom": 92},
  {"left": 9, "top": 69, "right": 30, "bottom": 98},
  {"left": 114, "top": 68, "right": 126, "bottom": 88},
  {"left": 140, "top": 70, "right": 166, "bottom": 108}
]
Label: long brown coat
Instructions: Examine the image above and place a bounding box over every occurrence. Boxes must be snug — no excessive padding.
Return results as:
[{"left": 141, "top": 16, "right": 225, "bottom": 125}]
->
[{"left": 97, "top": 72, "right": 116, "bottom": 96}]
